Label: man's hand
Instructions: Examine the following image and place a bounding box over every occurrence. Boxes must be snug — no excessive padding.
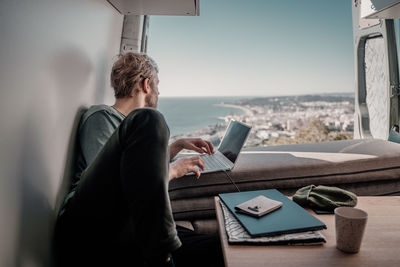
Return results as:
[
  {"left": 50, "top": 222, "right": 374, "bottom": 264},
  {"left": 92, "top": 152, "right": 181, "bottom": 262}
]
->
[
  {"left": 169, "top": 156, "right": 205, "bottom": 180},
  {"left": 169, "top": 138, "right": 214, "bottom": 159},
  {"left": 179, "top": 138, "right": 214, "bottom": 154}
]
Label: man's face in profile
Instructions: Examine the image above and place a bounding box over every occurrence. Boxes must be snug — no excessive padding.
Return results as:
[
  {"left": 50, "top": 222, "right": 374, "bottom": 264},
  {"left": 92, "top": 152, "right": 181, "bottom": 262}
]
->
[{"left": 145, "top": 74, "right": 159, "bottom": 108}]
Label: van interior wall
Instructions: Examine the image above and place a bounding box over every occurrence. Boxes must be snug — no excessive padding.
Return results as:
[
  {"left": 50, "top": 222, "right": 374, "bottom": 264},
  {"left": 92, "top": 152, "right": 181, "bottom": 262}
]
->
[{"left": 0, "top": 0, "right": 123, "bottom": 266}]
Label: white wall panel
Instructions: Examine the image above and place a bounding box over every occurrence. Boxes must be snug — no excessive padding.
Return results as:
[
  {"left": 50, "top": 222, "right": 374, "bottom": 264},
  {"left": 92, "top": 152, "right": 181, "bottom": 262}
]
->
[
  {"left": 0, "top": 1, "right": 123, "bottom": 266},
  {"left": 365, "top": 37, "right": 390, "bottom": 139}
]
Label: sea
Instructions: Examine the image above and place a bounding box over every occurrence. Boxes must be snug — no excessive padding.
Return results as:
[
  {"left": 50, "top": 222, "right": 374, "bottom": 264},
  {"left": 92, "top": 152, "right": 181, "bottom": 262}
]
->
[{"left": 157, "top": 97, "right": 247, "bottom": 137}]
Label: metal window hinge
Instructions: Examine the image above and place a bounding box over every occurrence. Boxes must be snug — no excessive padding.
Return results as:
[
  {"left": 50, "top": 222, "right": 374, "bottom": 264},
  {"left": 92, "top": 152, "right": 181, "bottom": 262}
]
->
[{"left": 390, "top": 85, "right": 400, "bottom": 98}]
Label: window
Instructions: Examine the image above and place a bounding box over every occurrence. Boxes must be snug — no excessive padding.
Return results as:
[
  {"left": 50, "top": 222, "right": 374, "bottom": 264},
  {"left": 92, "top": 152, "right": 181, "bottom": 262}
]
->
[{"left": 148, "top": 0, "right": 355, "bottom": 147}]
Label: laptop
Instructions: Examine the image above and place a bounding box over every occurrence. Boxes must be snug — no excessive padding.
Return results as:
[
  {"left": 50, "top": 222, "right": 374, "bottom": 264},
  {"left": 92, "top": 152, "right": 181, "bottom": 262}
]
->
[{"left": 181, "top": 119, "right": 252, "bottom": 174}]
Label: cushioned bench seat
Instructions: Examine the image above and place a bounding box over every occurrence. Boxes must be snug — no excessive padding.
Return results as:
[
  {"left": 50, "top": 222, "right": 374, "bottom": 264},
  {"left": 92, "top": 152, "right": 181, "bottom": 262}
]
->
[{"left": 170, "top": 139, "right": 400, "bottom": 233}]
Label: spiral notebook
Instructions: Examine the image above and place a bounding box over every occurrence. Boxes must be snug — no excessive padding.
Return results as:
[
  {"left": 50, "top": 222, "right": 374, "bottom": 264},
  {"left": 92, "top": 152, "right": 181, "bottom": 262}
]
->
[{"left": 220, "top": 201, "right": 326, "bottom": 245}]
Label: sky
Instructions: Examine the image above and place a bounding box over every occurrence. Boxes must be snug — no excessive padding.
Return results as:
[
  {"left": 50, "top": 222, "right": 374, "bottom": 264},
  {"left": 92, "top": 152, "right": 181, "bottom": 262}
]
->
[{"left": 147, "top": 0, "right": 355, "bottom": 97}]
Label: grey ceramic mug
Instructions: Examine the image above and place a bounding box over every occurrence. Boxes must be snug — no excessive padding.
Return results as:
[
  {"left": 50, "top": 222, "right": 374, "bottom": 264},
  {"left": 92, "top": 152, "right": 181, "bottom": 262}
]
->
[{"left": 334, "top": 207, "right": 368, "bottom": 253}]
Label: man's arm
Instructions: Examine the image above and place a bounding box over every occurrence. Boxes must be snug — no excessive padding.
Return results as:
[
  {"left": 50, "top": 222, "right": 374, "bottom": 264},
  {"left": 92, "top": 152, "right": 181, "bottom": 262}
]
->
[
  {"left": 168, "top": 138, "right": 214, "bottom": 180},
  {"left": 80, "top": 111, "right": 117, "bottom": 166},
  {"left": 81, "top": 114, "right": 211, "bottom": 180}
]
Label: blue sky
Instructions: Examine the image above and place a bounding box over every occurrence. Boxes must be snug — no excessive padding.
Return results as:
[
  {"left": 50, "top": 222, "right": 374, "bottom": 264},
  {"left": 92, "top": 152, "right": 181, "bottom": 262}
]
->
[{"left": 148, "top": 0, "right": 354, "bottom": 97}]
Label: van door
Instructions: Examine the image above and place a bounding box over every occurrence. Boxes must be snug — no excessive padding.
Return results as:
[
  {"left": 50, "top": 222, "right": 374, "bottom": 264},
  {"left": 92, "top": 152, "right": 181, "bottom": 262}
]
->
[{"left": 352, "top": 0, "right": 399, "bottom": 139}]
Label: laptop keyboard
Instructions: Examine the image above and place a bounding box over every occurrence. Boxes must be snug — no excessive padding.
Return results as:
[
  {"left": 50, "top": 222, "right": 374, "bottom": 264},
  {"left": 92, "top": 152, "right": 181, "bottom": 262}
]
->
[{"left": 201, "top": 152, "right": 231, "bottom": 171}]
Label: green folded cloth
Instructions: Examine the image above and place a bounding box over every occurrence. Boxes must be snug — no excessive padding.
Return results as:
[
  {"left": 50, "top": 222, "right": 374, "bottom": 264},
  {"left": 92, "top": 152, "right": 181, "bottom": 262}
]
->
[{"left": 293, "top": 185, "right": 357, "bottom": 211}]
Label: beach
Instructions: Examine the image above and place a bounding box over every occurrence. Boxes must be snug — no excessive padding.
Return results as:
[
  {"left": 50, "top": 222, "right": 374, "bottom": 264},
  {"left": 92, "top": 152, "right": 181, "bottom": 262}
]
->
[
  {"left": 158, "top": 97, "right": 247, "bottom": 137},
  {"left": 214, "top": 103, "right": 253, "bottom": 116}
]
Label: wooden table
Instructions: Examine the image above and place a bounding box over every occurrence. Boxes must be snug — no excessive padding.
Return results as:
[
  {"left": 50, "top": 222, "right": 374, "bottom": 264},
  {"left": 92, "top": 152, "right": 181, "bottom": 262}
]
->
[{"left": 215, "top": 196, "right": 400, "bottom": 267}]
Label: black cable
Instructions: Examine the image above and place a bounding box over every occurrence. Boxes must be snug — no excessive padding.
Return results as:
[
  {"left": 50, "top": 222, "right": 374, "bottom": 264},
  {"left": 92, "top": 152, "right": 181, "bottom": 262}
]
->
[
  {"left": 221, "top": 168, "right": 240, "bottom": 192},
  {"left": 207, "top": 153, "right": 241, "bottom": 192}
]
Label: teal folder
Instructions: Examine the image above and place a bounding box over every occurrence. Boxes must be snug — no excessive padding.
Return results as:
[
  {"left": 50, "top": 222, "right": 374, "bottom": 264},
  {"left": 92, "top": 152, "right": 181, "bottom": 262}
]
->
[{"left": 219, "top": 189, "right": 327, "bottom": 237}]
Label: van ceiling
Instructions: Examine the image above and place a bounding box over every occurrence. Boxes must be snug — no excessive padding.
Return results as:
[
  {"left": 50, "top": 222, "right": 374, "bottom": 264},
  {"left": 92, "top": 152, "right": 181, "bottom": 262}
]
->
[
  {"left": 361, "top": 0, "right": 400, "bottom": 19},
  {"left": 107, "top": 0, "right": 200, "bottom": 16}
]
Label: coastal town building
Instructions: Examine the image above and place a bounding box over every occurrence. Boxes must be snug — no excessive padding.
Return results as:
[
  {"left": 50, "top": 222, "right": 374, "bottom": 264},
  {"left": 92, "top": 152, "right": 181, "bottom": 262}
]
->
[{"left": 172, "top": 94, "right": 354, "bottom": 147}]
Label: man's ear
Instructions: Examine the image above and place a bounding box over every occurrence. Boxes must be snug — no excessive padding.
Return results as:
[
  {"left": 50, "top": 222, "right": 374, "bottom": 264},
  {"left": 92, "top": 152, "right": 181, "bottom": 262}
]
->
[{"left": 142, "top": 78, "right": 151, "bottom": 94}]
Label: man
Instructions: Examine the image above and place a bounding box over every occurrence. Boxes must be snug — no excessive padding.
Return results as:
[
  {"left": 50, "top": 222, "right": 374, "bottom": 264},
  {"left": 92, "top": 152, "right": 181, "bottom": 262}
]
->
[{"left": 54, "top": 52, "right": 223, "bottom": 267}]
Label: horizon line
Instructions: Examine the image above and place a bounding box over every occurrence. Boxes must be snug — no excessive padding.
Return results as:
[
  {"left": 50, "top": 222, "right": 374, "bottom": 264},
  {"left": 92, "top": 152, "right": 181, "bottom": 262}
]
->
[{"left": 159, "top": 92, "right": 354, "bottom": 98}]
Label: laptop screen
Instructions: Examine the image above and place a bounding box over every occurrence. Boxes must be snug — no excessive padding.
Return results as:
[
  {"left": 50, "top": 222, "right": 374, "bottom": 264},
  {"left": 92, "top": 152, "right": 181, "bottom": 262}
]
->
[{"left": 218, "top": 120, "right": 251, "bottom": 164}]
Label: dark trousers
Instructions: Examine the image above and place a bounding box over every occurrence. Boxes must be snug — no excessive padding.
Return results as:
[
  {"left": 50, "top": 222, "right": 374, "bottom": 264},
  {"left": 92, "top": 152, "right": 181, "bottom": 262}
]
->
[
  {"left": 53, "top": 108, "right": 223, "bottom": 267},
  {"left": 173, "top": 226, "right": 224, "bottom": 267}
]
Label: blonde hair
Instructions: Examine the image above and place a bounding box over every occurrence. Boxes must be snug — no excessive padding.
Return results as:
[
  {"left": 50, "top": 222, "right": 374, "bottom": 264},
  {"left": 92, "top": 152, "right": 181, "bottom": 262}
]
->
[{"left": 110, "top": 52, "right": 159, "bottom": 98}]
